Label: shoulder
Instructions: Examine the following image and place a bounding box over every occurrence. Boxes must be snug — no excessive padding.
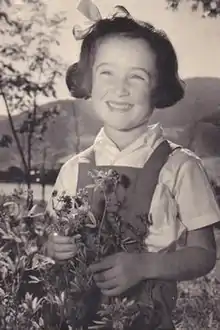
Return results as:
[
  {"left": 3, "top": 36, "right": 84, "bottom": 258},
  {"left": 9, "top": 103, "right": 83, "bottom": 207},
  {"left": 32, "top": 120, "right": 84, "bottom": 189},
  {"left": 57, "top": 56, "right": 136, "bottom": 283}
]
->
[
  {"left": 59, "top": 146, "right": 95, "bottom": 176},
  {"left": 49, "top": 146, "right": 95, "bottom": 199},
  {"left": 168, "top": 144, "right": 202, "bottom": 172},
  {"left": 160, "top": 143, "right": 204, "bottom": 192}
]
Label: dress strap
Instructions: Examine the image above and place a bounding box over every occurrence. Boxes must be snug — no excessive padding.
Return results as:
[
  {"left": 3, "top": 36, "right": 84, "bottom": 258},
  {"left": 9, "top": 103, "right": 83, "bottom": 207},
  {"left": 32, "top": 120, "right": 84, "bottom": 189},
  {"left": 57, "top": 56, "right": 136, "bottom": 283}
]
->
[{"left": 134, "top": 140, "right": 180, "bottom": 214}]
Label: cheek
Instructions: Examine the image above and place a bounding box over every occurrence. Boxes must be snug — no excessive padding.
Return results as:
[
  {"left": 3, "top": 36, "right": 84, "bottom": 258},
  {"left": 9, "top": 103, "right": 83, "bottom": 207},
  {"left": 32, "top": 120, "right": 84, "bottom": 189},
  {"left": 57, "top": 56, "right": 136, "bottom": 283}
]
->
[
  {"left": 91, "top": 76, "right": 111, "bottom": 100},
  {"left": 131, "top": 85, "right": 152, "bottom": 104}
]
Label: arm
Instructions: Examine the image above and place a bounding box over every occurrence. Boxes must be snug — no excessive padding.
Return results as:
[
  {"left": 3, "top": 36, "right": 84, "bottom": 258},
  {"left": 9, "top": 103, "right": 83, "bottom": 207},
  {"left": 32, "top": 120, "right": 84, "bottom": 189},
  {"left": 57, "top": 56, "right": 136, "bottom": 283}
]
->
[
  {"left": 91, "top": 156, "right": 219, "bottom": 295},
  {"left": 46, "top": 156, "right": 79, "bottom": 216},
  {"left": 140, "top": 155, "right": 219, "bottom": 281},
  {"left": 90, "top": 226, "right": 216, "bottom": 296},
  {"left": 43, "top": 158, "right": 79, "bottom": 257},
  {"left": 46, "top": 167, "right": 66, "bottom": 217},
  {"left": 139, "top": 225, "right": 216, "bottom": 281}
]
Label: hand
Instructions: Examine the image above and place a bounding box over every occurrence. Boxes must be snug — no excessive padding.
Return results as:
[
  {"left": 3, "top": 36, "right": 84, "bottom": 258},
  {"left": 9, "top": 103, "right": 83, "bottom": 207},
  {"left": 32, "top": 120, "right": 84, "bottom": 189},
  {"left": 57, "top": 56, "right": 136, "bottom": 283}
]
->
[
  {"left": 46, "top": 233, "right": 81, "bottom": 261},
  {"left": 89, "top": 252, "right": 144, "bottom": 296}
]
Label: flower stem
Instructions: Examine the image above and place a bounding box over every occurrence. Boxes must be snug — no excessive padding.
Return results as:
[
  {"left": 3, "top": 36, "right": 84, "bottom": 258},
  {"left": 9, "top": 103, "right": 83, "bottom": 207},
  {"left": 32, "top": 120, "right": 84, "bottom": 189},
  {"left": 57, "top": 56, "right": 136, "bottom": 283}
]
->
[{"left": 97, "top": 192, "right": 108, "bottom": 260}]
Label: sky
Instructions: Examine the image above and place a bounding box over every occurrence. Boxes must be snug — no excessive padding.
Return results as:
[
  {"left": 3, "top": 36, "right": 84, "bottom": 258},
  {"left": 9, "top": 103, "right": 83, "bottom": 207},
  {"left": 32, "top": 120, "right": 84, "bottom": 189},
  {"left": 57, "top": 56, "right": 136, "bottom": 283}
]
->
[
  {"left": 52, "top": 0, "right": 220, "bottom": 78},
  {"left": 1, "top": 0, "right": 220, "bottom": 114}
]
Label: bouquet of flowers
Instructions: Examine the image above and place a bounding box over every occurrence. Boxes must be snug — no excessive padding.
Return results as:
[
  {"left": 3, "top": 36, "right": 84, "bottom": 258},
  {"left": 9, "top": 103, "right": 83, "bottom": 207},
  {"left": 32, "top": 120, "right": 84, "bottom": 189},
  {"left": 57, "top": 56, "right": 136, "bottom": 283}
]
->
[
  {"left": 47, "top": 168, "right": 155, "bottom": 330},
  {"left": 0, "top": 169, "right": 157, "bottom": 330}
]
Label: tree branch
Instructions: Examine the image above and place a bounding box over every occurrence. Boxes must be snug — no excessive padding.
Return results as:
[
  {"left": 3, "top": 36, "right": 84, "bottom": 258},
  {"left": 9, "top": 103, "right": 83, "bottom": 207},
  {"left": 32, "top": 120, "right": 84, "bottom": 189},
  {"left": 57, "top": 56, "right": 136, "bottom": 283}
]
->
[
  {"left": 1, "top": 90, "right": 29, "bottom": 176},
  {"left": 0, "top": 11, "right": 22, "bottom": 31}
]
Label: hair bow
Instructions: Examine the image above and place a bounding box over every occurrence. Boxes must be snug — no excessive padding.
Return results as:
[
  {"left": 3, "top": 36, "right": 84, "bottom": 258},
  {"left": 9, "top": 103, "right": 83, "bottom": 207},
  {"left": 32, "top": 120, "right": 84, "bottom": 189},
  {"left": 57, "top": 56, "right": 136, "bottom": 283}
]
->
[{"left": 73, "top": 0, "right": 131, "bottom": 40}]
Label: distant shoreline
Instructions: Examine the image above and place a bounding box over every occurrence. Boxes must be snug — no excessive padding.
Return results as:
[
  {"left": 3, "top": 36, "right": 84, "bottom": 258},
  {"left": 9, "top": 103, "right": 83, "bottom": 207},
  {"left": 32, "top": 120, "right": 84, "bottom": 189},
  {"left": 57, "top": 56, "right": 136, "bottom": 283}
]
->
[{"left": 0, "top": 182, "right": 53, "bottom": 201}]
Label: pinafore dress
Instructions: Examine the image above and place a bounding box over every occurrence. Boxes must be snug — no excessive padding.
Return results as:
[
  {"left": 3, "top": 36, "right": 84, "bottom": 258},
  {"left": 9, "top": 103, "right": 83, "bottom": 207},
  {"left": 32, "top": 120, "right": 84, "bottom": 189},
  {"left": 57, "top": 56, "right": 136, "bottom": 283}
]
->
[{"left": 75, "top": 140, "right": 179, "bottom": 330}]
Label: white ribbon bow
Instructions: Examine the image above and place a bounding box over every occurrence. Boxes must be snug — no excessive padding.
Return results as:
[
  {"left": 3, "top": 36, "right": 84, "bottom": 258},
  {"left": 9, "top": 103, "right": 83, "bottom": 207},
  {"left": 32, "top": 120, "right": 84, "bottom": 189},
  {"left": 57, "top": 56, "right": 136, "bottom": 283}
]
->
[{"left": 73, "top": 0, "right": 131, "bottom": 40}]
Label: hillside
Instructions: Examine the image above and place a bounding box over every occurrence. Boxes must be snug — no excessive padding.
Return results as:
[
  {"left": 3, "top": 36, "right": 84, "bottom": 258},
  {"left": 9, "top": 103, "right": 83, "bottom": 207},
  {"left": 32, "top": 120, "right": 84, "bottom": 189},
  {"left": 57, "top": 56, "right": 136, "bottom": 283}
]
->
[
  {"left": 1, "top": 76, "right": 220, "bottom": 171},
  {"left": 0, "top": 99, "right": 102, "bottom": 170}
]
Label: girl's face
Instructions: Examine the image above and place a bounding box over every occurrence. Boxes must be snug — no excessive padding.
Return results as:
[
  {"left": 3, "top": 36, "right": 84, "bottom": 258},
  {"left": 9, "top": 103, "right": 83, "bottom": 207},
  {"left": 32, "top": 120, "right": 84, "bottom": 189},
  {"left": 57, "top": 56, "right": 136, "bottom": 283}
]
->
[{"left": 91, "top": 36, "right": 158, "bottom": 132}]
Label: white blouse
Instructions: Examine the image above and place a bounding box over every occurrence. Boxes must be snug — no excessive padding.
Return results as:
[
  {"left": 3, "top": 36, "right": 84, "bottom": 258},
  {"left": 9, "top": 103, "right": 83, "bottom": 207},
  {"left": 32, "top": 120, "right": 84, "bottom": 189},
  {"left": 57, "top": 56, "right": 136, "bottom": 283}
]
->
[{"left": 47, "top": 124, "right": 220, "bottom": 252}]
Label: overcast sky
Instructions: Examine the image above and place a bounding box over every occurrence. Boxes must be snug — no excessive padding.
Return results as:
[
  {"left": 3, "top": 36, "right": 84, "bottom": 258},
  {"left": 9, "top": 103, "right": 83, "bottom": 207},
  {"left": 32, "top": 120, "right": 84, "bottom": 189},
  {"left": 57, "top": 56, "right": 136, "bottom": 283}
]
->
[{"left": 1, "top": 0, "right": 220, "bottom": 114}]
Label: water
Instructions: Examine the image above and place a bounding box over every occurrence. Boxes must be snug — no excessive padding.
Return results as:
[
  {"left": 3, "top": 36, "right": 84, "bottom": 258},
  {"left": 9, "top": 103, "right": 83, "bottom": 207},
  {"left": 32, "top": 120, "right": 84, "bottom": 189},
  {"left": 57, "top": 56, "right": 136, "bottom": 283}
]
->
[{"left": 0, "top": 182, "right": 53, "bottom": 201}]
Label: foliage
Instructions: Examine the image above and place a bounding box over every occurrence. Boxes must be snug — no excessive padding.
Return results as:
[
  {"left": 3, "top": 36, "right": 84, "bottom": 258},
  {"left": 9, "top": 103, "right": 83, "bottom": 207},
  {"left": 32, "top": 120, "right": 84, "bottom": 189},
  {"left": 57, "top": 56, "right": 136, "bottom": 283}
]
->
[
  {"left": 0, "top": 169, "right": 152, "bottom": 330},
  {"left": 174, "top": 270, "right": 220, "bottom": 329},
  {"left": 46, "top": 168, "right": 152, "bottom": 330},
  {"left": 0, "top": 171, "right": 220, "bottom": 329},
  {"left": 0, "top": 134, "right": 13, "bottom": 148},
  {"left": 0, "top": 188, "right": 55, "bottom": 330},
  {"left": 0, "top": 0, "right": 66, "bottom": 187},
  {"left": 166, "top": 0, "right": 220, "bottom": 17}
]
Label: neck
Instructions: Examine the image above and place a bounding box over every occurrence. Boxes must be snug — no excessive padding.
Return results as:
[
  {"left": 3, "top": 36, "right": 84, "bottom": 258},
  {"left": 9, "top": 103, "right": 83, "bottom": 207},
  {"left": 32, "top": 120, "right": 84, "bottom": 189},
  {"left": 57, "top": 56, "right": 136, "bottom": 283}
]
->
[{"left": 104, "top": 123, "right": 149, "bottom": 150}]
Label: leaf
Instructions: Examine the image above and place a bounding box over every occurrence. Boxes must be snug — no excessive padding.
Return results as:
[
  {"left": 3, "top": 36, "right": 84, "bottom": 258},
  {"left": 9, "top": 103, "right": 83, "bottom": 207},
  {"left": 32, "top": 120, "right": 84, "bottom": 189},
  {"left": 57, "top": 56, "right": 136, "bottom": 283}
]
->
[
  {"left": 1, "top": 232, "right": 22, "bottom": 243},
  {"left": 3, "top": 201, "right": 20, "bottom": 217},
  {"left": 39, "top": 317, "right": 44, "bottom": 327},
  {"left": 0, "top": 288, "right": 5, "bottom": 297},
  {"left": 127, "top": 300, "right": 135, "bottom": 307},
  {"left": 122, "top": 237, "right": 137, "bottom": 244},
  {"left": 32, "top": 297, "right": 38, "bottom": 310},
  {"left": 0, "top": 228, "right": 8, "bottom": 237},
  {"left": 85, "top": 184, "right": 96, "bottom": 189},
  {"left": 91, "top": 320, "right": 106, "bottom": 325},
  {"left": 0, "top": 266, "right": 8, "bottom": 280},
  {"left": 25, "top": 292, "right": 33, "bottom": 301},
  {"left": 31, "top": 320, "right": 40, "bottom": 329},
  {"left": 86, "top": 211, "right": 97, "bottom": 228},
  {"left": 88, "top": 325, "right": 106, "bottom": 330},
  {"left": 28, "top": 275, "right": 42, "bottom": 283},
  {"left": 60, "top": 291, "right": 65, "bottom": 302},
  {"left": 0, "top": 255, "right": 16, "bottom": 272},
  {"left": 0, "top": 134, "right": 13, "bottom": 148}
]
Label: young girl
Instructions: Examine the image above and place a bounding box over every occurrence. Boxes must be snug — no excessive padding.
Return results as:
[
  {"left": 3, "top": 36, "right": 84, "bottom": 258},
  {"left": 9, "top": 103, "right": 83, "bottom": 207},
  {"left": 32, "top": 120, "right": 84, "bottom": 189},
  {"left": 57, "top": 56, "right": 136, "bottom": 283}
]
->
[{"left": 46, "top": 4, "right": 220, "bottom": 329}]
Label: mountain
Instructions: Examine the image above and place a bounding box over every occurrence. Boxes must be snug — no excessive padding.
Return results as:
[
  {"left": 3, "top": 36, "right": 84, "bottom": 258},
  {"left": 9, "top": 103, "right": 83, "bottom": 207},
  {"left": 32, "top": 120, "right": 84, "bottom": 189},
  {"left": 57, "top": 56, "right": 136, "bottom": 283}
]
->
[
  {"left": 150, "top": 76, "right": 220, "bottom": 126},
  {"left": 1, "top": 76, "right": 220, "bottom": 171},
  {"left": 0, "top": 99, "right": 102, "bottom": 170}
]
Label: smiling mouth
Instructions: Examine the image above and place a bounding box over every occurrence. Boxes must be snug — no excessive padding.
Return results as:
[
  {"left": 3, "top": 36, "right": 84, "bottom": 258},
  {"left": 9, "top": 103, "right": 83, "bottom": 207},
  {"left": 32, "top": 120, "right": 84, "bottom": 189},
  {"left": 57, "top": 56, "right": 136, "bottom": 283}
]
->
[{"left": 107, "top": 101, "right": 133, "bottom": 111}]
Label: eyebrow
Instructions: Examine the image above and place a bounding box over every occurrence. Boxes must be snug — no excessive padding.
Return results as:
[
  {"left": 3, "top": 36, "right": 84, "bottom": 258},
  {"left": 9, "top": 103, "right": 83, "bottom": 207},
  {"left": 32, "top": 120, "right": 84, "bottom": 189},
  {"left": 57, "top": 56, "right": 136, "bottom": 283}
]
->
[
  {"left": 94, "top": 63, "right": 112, "bottom": 71},
  {"left": 130, "top": 67, "right": 151, "bottom": 78}
]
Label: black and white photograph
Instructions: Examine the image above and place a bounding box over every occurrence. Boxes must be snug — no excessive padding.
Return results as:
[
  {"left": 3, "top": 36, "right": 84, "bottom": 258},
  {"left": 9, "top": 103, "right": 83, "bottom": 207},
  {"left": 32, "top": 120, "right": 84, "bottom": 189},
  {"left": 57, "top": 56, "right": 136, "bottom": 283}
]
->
[{"left": 1, "top": 0, "right": 220, "bottom": 329}]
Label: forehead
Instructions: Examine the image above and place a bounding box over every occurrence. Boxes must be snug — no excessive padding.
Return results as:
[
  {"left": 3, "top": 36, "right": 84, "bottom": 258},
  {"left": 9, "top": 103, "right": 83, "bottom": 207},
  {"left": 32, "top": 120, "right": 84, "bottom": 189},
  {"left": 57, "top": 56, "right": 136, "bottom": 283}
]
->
[{"left": 93, "top": 36, "right": 157, "bottom": 72}]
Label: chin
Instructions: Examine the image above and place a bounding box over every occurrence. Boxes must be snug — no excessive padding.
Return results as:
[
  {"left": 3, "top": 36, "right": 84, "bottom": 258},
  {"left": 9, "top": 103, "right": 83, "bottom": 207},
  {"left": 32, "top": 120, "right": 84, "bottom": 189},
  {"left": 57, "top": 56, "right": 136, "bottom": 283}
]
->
[
  {"left": 107, "top": 124, "right": 133, "bottom": 132},
  {"left": 117, "top": 126, "right": 133, "bottom": 132}
]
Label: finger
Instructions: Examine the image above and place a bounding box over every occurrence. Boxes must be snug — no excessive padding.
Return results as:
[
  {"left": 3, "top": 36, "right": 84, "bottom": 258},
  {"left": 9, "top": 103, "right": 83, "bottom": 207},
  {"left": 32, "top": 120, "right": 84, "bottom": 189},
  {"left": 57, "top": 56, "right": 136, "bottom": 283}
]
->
[
  {"left": 73, "top": 234, "right": 81, "bottom": 241},
  {"left": 52, "top": 235, "right": 76, "bottom": 244},
  {"left": 101, "top": 287, "right": 122, "bottom": 297},
  {"left": 54, "top": 243, "right": 77, "bottom": 253},
  {"left": 90, "top": 262, "right": 111, "bottom": 273},
  {"left": 90, "top": 256, "right": 116, "bottom": 273},
  {"left": 93, "top": 269, "right": 116, "bottom": 282},
  {"left": 96, "top": 279, "right": 118, "bottom": 290},
  {"left": 54, "top": 251, "right": 76, "bottom": 261}
]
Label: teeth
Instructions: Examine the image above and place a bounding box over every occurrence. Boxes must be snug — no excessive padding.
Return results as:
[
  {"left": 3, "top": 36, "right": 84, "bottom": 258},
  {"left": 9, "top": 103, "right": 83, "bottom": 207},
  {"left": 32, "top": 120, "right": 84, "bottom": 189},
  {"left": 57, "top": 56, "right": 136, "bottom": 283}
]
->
[{"left": 108, "top": 102, "right": 132, "bottom": 110}]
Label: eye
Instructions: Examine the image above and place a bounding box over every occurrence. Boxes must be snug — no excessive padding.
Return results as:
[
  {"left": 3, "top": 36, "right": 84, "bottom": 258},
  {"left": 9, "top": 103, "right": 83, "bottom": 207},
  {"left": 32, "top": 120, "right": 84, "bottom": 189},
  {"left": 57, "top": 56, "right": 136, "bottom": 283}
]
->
[
  {"left": 129, "top": 74, "right": 145, "bottom": 81},
  {"left": 100, "top": 70, "right": 113, "bottom": 76}
]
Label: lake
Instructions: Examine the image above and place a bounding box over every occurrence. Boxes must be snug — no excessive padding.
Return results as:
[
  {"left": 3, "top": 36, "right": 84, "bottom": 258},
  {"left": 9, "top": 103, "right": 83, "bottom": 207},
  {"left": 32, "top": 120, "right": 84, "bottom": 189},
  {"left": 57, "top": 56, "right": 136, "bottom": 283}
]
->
[{"left": 0, "top": 182, "right": 53, "bottom": 201}]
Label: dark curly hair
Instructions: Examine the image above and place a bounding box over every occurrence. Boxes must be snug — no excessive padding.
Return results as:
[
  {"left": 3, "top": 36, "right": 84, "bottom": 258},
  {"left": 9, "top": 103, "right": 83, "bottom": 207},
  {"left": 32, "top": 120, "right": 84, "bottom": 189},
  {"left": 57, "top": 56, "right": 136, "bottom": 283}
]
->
[{"left": 66, "top": 16, "right": 184, "bottom": 109}]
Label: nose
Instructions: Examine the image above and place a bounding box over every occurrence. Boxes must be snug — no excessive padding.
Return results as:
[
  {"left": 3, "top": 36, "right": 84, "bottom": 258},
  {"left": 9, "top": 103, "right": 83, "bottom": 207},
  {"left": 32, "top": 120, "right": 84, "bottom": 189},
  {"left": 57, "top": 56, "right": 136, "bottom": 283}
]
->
[{"left": 114, "top": 77, "right": 130, "bottom": 97}]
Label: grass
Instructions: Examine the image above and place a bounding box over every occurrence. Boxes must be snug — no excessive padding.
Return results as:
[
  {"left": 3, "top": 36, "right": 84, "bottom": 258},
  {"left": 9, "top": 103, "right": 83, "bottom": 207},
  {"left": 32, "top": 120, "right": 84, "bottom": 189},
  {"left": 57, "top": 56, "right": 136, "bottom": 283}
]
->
[
  {"left": 173, "top": 268, "right": 220, "bottom": 329},
  {"left": 173, "top": 229, "right": 220, "bottom": 329}
]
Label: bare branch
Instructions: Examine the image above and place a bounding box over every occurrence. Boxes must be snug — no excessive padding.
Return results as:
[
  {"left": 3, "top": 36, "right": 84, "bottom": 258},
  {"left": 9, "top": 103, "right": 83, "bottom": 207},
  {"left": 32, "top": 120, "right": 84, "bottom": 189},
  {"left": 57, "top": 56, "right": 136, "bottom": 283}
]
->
[{"left": 1, "top": 90, "right": 29, "bottom": 175}]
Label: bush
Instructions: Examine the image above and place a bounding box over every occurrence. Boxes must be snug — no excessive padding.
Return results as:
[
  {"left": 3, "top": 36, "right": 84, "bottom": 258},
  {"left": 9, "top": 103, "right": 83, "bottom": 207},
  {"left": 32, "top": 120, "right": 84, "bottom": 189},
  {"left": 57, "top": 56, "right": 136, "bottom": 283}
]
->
[
  {"left": 174, "top": 270, "right": 220, "bottom": 329},
  {"left": 0, "top": 182, "right": 219, "bottom": 329}
]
